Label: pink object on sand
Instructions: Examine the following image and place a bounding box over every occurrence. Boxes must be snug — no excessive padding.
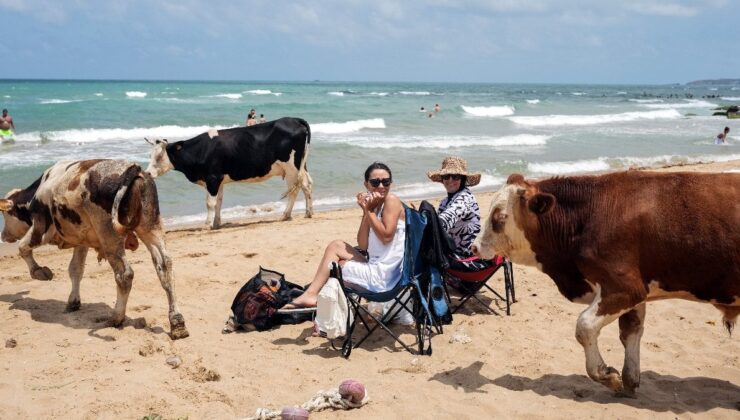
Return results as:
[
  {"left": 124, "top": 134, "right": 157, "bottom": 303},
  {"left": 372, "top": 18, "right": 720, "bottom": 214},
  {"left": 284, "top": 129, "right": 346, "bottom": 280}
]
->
[
  {"left": 338, "top": 379, "right": 366, "bottom": 404},
  {"left": 281, "top": 406, "right": 309, "bottom": 420}
]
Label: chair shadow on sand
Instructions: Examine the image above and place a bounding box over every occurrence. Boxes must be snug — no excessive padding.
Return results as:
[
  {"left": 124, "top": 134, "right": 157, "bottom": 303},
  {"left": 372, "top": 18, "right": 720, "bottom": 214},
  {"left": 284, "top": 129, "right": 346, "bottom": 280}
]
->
[
  {"left": 428, "top": 361, "right": 496, "bottom": 393},
  {"left": 271, "top": 324, "right": 422, "bottom": 359},
  {"left": 0, "top": 291, "right": 167, "bottom": 342},
  {"left": 492, "top": 371, "right": 740, "bottom": 414}
]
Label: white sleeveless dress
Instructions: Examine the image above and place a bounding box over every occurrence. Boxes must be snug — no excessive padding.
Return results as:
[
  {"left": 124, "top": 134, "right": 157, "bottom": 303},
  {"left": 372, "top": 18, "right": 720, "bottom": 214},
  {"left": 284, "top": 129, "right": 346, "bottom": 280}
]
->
[{"left": 341, "top": 210, "right": 406, "bottom": 293}]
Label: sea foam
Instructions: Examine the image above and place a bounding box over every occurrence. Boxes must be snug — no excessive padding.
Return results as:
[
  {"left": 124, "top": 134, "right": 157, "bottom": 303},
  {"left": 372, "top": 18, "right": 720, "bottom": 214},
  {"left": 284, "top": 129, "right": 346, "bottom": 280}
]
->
[
  {"left": 14, "top": 125, "right": 227, "bottom": 143},
  {"left": 324, "top": 134, "right": 551, "bottom": 149},
  {"left": 640, "top": 99, "right": 717, "bottom": 109},
  {"left": 209, "top": 93, "right": 242, "bottom": 100},
  {"left": 126, "top": 91, "right": 147, "bottom": 98},
  {"left": 312, "top": 118, "right": 385, "bottom": 134},
  {"left": 40, "top": 99, "right": 82, "bottom": 104},
  {"left": 509, "top": 109, "right": 682, "bottom": 127},
  {"left": 461, "top": 105, "right": 515, "bottom": 117}
]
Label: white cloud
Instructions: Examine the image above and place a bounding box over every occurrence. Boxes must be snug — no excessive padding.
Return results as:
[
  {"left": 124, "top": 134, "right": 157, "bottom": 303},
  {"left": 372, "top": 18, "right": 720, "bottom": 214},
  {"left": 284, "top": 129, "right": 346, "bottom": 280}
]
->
[{"left": 625, "top": 2, "right": 698, "bottom": 17}]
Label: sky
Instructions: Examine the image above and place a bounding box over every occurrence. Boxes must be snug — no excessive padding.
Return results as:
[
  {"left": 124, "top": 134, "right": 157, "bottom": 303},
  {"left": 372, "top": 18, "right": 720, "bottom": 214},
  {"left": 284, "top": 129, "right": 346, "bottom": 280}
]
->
[{"left": 0, "top": 0, "right": 737, "bottom": 84}]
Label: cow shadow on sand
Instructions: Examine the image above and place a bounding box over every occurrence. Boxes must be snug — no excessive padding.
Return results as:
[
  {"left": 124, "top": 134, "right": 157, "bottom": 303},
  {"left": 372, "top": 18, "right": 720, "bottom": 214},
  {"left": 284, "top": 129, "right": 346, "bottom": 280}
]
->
[
  {"left": 492, "top": 371, "right": 740, "bottom": 414},
  {"left": 0, "top": 291, "right": 167, "bottom": 341}
]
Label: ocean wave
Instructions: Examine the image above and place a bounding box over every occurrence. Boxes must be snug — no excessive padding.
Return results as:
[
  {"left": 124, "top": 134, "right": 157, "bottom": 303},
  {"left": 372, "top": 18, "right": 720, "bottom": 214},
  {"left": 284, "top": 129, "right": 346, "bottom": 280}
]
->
[
  {"left": 14, "top": 125, "right": 228, "bottom": 143},
  {"left": 325, "top": 134, "right": 551, "bottom": 149},
  {"left": 571, "top": 92, "right": 586, "bottom": 96},
  {"left": 312, "top": 118, "right": 385, "bottom": 134},
  {"left": 327, "top": 91, "right": 344, "bottom": 96},
  {"left": 640, "top": 100, "right": 717, "bottom": 109},
  {"left": 126, "top": 91, "right": 147, "bottom": 98},
  {"left": 616, "top": 91, "right": 627, "bottom": 95},
  {"left": 528, "top": 153, "right": 740, "bottom": 176},
  {"left": 244, "top": 89, "right": 282, "bottom": 96},
  {"left": 461, "top": 105, "right": 515, "bottom": 117},
  {"left": 526, "top": 99, "right": 540, "bottom": 104},
  {"left": 628, "top": 99, "right": 664, "bottom": 103},
  {"left": 206, "top": 93, "right": 242, "bottom": 100},
  {"left": 94, "top": 93, "right": 104, "bottom": 97},
  {"left": 367, "top": 92, "right": 389, "bottom": 96},
  {"left": 40, "top": 99, "right": 83, "bottom": 104},
  {"left": 509, "top": 109, "right": 682, "bottom": 127},
  {"left": 399, "top": 91, "right": 431, "bottom": 96},
  {"left": 721, "top": 96, "right": 740, "bottom": 101}
]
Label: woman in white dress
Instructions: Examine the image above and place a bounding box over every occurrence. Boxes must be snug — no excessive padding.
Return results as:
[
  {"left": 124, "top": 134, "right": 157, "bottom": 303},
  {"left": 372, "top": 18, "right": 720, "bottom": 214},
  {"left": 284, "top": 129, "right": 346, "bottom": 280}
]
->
[{"left": 284, "top": 162, "right": 406, "bottom": 309}]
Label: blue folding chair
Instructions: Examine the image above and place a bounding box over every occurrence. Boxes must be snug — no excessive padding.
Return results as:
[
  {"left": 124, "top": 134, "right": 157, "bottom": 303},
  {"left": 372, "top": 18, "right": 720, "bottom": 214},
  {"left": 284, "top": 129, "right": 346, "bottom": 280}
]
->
[{"left": 331, "top": 204, "right": 439, "bottom": 358}]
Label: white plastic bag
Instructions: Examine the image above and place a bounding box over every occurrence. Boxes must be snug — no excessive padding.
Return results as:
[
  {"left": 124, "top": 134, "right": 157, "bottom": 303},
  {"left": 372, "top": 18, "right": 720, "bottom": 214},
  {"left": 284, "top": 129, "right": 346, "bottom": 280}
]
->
[
  {"left": 315, "top": 277, "right": 352, "bottom": 339},
  {"left": 367, "top": 291, "right": 415, "bottom": 326}
]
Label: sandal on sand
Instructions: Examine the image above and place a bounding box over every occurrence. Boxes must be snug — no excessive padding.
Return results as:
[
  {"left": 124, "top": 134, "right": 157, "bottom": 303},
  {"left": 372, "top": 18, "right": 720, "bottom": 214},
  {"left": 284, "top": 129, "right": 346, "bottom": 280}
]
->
[{"left": 277, "top": 300, "right": 317, "bottom": 313}]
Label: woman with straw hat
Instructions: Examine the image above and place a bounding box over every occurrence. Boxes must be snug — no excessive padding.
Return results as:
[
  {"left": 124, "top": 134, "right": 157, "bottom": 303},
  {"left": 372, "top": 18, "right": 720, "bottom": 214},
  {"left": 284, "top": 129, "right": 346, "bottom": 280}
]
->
[{"left": 427, "top": 156, "right": 481, "bottom": 258}]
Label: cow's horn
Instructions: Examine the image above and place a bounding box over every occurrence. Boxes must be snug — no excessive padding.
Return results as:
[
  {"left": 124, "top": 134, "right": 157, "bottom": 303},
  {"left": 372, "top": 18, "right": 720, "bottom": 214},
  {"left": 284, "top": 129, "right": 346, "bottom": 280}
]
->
[{"left": 0, "top": 198, "right": 14, "bottom": 212}]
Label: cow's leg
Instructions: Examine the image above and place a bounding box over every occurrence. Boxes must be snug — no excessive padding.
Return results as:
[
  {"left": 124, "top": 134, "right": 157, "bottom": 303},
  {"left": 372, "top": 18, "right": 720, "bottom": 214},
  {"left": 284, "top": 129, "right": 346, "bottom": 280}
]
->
[
  {"left": 17, "top": 219, "right": 53, "bottom": 281},
  {"left": 618, "top": 302, "right": 646, "bottom": 397},
  {"left": 205, "top": 184, "right": 224, "bottom": 229},
  {"left": 301, "top": 171, "right": 314, "bottom": 218},
  {"left": 575, "top": 288, "right": 628, "bottom": 393},
  {"left": 281, "top": 167, "right": 300, "bottom": 221},
  {"left": 66, "top": 246, "right": 88, "bottom": 312},
  {"left": 105, "top": 247, "right": 134, "bottom": 327},
  {"left": 137, "top": 228, "right": 189, "bottom": 340}
]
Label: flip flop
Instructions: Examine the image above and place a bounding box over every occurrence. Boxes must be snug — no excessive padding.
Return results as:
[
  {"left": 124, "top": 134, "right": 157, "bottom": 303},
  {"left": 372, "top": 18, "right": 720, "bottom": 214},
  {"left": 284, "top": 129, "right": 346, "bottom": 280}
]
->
[{"left": 277, "top": 300, "right": 317, "bottom": 313}]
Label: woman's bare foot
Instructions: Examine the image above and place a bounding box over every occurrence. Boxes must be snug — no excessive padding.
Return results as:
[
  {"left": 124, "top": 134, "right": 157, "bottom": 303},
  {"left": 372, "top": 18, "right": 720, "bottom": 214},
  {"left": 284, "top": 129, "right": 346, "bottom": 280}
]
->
[{"left": 282, "top": 294, "right": 317, "bottom": 309}]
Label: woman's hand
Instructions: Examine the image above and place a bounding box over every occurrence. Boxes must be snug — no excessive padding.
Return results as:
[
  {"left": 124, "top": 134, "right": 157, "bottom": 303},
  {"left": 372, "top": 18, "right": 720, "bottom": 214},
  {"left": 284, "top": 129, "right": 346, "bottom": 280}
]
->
[
  {"left": 356, "top": 192, "right": 371, "bottom": 211},
  {"left": 365, "top": 192, "right": 384, "bottom": 212}
]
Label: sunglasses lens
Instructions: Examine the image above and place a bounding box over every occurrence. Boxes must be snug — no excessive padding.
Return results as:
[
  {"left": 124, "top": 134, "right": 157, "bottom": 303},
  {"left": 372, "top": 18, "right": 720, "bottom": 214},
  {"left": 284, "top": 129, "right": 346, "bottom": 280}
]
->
[{"left": 369, "top": 178, "right": 391, "bottom": 187}]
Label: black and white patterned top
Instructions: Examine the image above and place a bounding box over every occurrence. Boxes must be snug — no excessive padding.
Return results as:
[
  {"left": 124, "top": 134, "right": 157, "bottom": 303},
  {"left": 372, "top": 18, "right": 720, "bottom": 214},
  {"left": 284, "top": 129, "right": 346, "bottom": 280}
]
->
[{"left": 438, "top": 187, "right": 481, "bottom": 257}]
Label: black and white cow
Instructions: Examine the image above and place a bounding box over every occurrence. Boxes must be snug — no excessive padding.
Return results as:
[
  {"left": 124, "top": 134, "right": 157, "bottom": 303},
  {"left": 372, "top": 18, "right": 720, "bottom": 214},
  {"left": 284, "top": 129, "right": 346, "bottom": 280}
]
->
[
  {"left": 0, "top": 159, "right": 189, "bottom": 339},
  {"left": 146, "top": 117, "right": 313, "bottom": 229}
]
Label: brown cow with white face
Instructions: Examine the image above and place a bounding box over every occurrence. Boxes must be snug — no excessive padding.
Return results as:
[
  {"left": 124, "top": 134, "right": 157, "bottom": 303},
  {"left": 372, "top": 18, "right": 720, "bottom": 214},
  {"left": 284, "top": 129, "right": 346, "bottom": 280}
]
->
[
  {"left": 473, "top": 171, "right": 740, "bottom": 396},
  {"left": 0, "top": 159, "right": 188, "bottom": 340}
]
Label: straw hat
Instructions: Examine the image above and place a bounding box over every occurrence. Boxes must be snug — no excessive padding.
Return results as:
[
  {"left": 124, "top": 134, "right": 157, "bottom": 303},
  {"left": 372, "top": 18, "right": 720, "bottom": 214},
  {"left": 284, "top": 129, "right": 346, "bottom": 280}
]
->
[{"left": 426, "top": 156, "right": 481, "bottom": 186}]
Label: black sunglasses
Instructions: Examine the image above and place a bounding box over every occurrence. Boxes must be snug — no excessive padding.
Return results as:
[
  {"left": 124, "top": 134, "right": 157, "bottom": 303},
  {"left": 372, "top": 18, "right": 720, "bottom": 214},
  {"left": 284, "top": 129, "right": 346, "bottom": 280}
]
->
[
  {"left": 441, "top": 174, "right": 462, "bottom": 181},
  {"left": 368, "top": 178, "right": 392, "bottom": 187}
]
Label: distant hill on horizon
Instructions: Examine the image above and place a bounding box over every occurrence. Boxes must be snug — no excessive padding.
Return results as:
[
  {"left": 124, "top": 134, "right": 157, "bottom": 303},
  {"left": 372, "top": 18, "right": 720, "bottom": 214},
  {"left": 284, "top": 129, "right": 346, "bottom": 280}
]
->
[{"left": 686, "top": 78, "right": 740, "bottom": 85}]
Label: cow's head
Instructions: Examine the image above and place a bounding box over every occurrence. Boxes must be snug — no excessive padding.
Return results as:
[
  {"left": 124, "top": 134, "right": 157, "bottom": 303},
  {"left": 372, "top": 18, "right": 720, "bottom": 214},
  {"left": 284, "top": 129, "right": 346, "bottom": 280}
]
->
[
  {"left": 145, "top": 138, "right": 174, "bottom": 178},
  {"left": 473, "top": 173, "right": 555, "bottom": 267},
  {"left": 0, "top": 190, "right": 32, "bottom": 243}
]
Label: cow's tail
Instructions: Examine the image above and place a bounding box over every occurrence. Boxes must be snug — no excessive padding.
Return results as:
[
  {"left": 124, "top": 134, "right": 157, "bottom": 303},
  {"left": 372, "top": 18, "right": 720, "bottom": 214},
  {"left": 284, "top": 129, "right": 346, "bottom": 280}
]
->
[
  {"left": 284, "top": 118, "right": 312, "bottom": 200},
  {"left": 111, "top": 166, "right": 145, "bottom": 236}
]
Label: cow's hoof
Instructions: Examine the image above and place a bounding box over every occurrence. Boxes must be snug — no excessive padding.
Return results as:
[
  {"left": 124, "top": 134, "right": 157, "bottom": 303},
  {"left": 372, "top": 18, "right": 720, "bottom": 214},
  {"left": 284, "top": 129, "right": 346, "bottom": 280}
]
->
[
  {"left": 65, "top": 300, "right": 81, "bottom": 312},
  {"left": 170, "top": 326, "right": 190, "bottom": 340},
  {"left": 615, "top": 389, "right": 637, "bottom": 399},
  {"left": 31, "top": 266, "right": 54, "bottom": 281},
  {"left": 169, "top": 313, "right": 189, "bottom": 340},
  {"left": 599, "top": 367, "right": 624, "bottom": 393},
  {"left": 108, "top": 316, "right": 125, "bottom": 328},
  {"left": 305, "top": 212, "right": 313, "bottom": 219}
]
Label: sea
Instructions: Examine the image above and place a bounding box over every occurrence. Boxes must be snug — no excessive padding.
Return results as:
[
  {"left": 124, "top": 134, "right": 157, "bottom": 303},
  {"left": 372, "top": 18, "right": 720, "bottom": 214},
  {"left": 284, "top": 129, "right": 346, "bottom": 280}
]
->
[{"left": 1, "top": 80, "right": 738, "bottom": 232}]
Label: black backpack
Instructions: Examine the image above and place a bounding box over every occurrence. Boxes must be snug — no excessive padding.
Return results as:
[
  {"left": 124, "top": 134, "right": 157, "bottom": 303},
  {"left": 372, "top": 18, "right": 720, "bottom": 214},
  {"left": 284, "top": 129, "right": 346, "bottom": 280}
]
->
[{"left": 230, "top": 267, "right": 313, "bottom": 331}]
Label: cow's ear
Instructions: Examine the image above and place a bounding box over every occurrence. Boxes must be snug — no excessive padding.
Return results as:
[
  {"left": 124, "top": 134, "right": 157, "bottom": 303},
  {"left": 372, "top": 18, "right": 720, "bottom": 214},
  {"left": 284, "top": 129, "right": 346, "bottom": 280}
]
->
[
  {"left": 507, "top": 173, "right": 525, "bottom": 185},
  {"left": 0, "top": 198, "right": 14, "bottom": 212},
  {"left": 528, "top": 193, "right": 555, "bottom": 215}
]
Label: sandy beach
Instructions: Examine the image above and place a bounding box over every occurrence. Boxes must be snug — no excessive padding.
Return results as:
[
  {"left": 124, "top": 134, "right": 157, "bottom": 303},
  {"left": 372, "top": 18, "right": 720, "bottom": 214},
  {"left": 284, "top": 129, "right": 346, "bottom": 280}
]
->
[{"left": 0, "top": 160, "right": 739, "bottom": 419}]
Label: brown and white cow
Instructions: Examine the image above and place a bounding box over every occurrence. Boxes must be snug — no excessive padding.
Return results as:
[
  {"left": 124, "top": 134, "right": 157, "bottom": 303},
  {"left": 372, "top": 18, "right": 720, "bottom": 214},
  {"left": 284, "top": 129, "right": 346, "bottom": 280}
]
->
[
  {"left": 0, "top": 159, "right": 189, "bottom": 340},
  {"left": 473, "top": 171, "right": 739, "bottom": 396}
]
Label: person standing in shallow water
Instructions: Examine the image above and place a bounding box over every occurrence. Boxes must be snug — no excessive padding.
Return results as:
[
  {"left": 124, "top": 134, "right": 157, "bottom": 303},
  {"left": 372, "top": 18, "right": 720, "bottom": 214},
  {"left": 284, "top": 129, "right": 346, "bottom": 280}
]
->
[
  {"left": 1, "top": 109, "right": 15, "bottom": 131},
  {"left": 715, "top": 126, "right": 730, "bottom": 144}
]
